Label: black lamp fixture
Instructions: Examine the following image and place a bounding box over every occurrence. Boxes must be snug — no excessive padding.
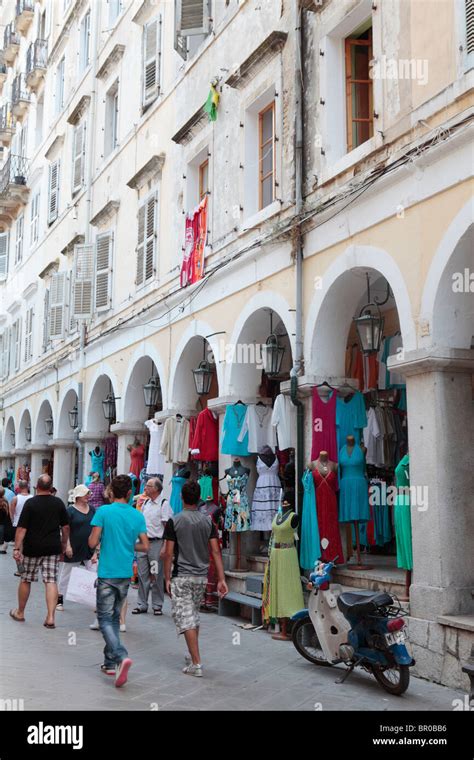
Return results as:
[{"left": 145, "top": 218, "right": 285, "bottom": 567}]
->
[
  {"left": 68, "top": 405, "right": 79, "bottom": 429},
  {"left": 143, "top": 364, "right": 162, "bottom": 409},
  {"left": 44, "top": 415, "right": 54, "bottom": 437},
  {"left": 25, "top": 425, "right": 31, "bottom": 442},
  {"left": 192, "top": 339, "right": 214, "bottom": 396},
  {"left": 261, "top": 310, "right": 285, "bottom": 377},
  {"left": 102, "top": 382, "right": 119, "bottom": 423},
  {"left": 353, "top": 273, "right": 388, "bottom": 355},
  {"left": 10, "top": 432, "right": 15, "bottom": 446}
]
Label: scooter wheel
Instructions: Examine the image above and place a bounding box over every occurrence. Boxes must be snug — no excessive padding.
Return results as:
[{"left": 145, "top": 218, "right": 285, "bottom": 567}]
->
[
  {"left": 291, "top": 617, "right": 330, "bottom": 667},
  {"left": 371, "top": 663, "right": 410, "bottom": 695}
]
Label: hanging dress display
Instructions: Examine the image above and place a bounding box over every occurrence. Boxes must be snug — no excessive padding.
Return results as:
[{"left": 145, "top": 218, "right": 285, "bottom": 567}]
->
[
  {"left": 129, "top": 444, "right": 145, "bottom": 478},
  {"left": 336, "top": 392, "right": 367, "bottom": 453},
  {"left": 251, "top": 457, "right": 281, "bottom": 532},
  {"left": 144, "top": 420, "right": 166, "bottom": 474},
  {"left": 160, "top": 416, "right": 190, "bottom": 463},
  {"left": 394, "top": 454, "right": 413, "bottom": 570},
  {"left": 170, "top": 474, "right": 187, "bottom": 515},
  {"left": 238, "top": 405, "right": 276, "bottom": 453},
  {"left": 224, "top": 472, "right": 250, "bottom": 532},
  {"left": 221, "top": 404, "right": 249, "bottom": 456},
  {"left": 300, "top": 469, "right": 321, "bottom": 570},
  {"left": 311, "top": 389, "right": 338, "bottom": 462},
  {"left": 191, "top": 408, "right": 219, "bottom": 461},
  {"left": 382, "top": 334, "right": 405, "bottom": 388},
  {"left": 267, "top": 513, "right": 304, "bottom": 620},
  {"left": 198, "top": 474, "right": 214, "bottom": 502},
  {"left": 338, "top": 444, "right": 370, "bottom": 523},
  {"left": 312, "top": 468, "right": 345, "bottom": 563},
  {"left": 89, "top": 449, "right": 105, "bottom": 481}
]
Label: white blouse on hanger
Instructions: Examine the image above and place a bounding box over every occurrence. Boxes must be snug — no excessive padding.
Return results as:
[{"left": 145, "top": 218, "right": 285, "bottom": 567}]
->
[
  {"left": 159, "top": 416, "right": 190, "bottom": 464},
  {"left": 238, "top": 404, "right": 276, "bottom": 453},
  {"left": 271, "top": 394, "right": 296, "bottom": 451},
  {"left": 145, "top": 419, "right": 166, "bottom": 474}
]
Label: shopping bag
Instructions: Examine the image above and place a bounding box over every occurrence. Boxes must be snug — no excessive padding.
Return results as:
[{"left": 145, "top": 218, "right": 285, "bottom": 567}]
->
[{"left": 65, "top": 566, "right": 97, "bottom": 608}]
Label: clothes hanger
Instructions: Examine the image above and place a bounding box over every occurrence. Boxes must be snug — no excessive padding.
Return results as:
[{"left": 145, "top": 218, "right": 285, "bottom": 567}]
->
[
  {"left": 255, "top": 400, "right": 267, "bottom": 406},
  {"left": 233, "top": 400, "right": 244, "bottom": 405},
  {"left": 315, "top": 380, "right": 335, "bottom": 389}
]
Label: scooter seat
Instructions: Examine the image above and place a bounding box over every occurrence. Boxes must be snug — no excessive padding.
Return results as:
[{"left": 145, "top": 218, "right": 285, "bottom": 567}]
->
[{"left": 337, "top": 590, "right": 393, "bottom": 616}]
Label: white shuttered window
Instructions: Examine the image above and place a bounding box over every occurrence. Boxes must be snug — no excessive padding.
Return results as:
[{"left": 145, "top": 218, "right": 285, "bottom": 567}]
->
[
  {"left": 136, "top": 194, "right": 156, "bottom": 288},
  {"left": 12, "top": 318, "right": 22, "bottom": 373},
  {"left": 31, "top": 191, "right": 40, "bottom": 245},
  {"left": 0, "top": 330, "right": 10, "bottom": 379},
  {"left": 42, "top": 288, "right": 50, "bottom": 351},
  {"left": 176, "top": 0, "right": 210, "bottom": 36},
  {"left": 49, "top": 272, "right": 68, "bottom": 339},
  {"left": 15, "top": 215, "right": 24, "bottom": 265},
  {"left": 143, "top": 17, "right": 161, "bottom": 108},
  {"left": 72, "top": 121, "right": 86, "bottom": 195},
  {"left": 24, "top": 307, "right": 34, "bottom": 363},
  {"left": 73, "top": 244, "right": 94, "bottom": 319},
  {"left": 0, "top": 232, "right": 9, "bottom": 281},
  {"left": 48, "top": 159, "right": 60, "bottom": 225},
  {"left": 95, "top": 232, "right": 113, "bottom": 311}
]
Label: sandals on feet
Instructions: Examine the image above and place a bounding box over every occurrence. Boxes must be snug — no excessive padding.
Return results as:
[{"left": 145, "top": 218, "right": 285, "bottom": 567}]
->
[
  {"left": 153, "top": 609, "right": 163, "bottom": 616},
  {"left": 131, "top": 607, "right": 147, "bottom": 614},
  {"left": 9, "top": 609, "right": 25, "bottom": 622},
  {"left": 43, "top": 622, "right": 56, "bottom": 629}
]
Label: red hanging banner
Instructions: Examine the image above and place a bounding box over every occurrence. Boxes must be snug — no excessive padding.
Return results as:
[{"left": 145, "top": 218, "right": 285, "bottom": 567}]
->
[{"left": 180, "top": 195, "right": 208, "bottom": 287}]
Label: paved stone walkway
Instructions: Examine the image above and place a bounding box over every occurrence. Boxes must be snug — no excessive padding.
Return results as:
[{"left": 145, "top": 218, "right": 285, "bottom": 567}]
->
[{"left": 0, "top": 553, "right": 465, "bottom": 711}]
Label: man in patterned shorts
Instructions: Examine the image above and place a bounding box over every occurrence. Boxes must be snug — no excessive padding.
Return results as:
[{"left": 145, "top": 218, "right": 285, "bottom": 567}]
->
[
  {"left": 10, "top": 474, "right": 69, "bottom": 629},
  {"left": 163, "top": 480, "right": 228, "bottom": 677}
]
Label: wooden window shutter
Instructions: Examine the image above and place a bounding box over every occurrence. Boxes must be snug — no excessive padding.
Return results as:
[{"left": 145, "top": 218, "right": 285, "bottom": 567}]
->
[
  {"left": 143, "top": 17, "right": 161, "bottom": 107},
  {"left": 13, "top": 318, "right": 22, "bottom": 372},
  {"left": 49, "top": 271, "right": 67, "bottom": 339},
  {"left": 1, "top": 327, "right": 10, "bottom": 379},
  {"left": 42, "top": 288, "right": 50, "bottom": 351},
  {"left": 48, "top": 159, "right": 60, "bottom": 224},
  {"left": 95, "top": 232, "right": 113, "bottom": 311},
  {"left": 31, "top": 192, "right": 40, "bottom": 244},
  {"left": 73, "top": 244, "right": 94, "bottom": 319},
  {"left": 24, "top": 307, "right": 33, "bottom": 363},
  {"left": 145, "top": 194, "right": 156, "bottom": 282},
  {"left": 72, "top": 122, "right": 86, "bottom": 194},
  {"left": 467, "top": 0, "right": 474, "bottom": 54},
  {"left": 176, "top": 0, "right": 210, "bottom": 37},
  {"left": 0, "top": 232, "right": 9, "bottom": 280},
  {"left": 15, "top": 215, "right": 24, "bottom": 264},
  {"left": 136, "top": 202, "right": 146, "bottom": 287}
]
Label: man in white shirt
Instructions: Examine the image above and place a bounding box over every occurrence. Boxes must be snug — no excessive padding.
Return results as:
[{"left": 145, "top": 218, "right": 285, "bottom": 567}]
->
[{"left": 132, "top": 478, "right": 173, "bottom": 616}]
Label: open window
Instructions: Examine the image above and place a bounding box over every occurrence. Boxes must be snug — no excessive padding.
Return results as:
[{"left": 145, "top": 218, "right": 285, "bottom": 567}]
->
[
  {"left": 345, "top": 23, "right": 373, "bottom": 152},
  {"left": 174, "top": 0, "right": 211, "bottom": 61}
]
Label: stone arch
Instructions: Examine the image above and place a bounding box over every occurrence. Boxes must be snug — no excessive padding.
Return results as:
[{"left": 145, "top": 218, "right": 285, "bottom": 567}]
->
[
  {"left": 3, "top": 415, "right": 16, "bottom": 452},
  {"left": 122, "top": 346, "right": 167, "bottom": 422},
  {"left": 168, "top": 319, "right": 224, "bottom": 410},
  {"left": 17, "top": 408, "right": 33, "bottom": 449},
  {"left": 226, "top": 293, "right": 295, "bottom": 397},
  {"left": 304, "top": 244, "right": 417, "bottom": 376},
  {"left": 34, "top": 399, "right": 54, "bottom": 445},
  {"left": 85, "top": 371, "right": 119, "bottom": 434},
  {"left": 57, "top": 388, "right": 79, "bottom": 439},
  {"left": 420, "top": 199, "right": 474, "bottom": 349}
]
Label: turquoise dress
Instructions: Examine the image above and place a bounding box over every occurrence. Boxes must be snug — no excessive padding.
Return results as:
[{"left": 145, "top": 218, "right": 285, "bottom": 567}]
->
[
  {"left": 198, "top": 474, "right": 214, "bottom": 501},
  {"left": 89, "top": 449, "right": 105, "bottom": 481},
  {"left": 336, "top": 393, "right": 367, "bottom": 454},
  {"left": 300, "top": 469, "right": 321, "bottom": 570},
  {"left": 394, "top": 454, "right": 412, "bottom": 570},
  {"left": 338, "top": 444, "right": 370, "bottom": 523},
  {"left": 170, "top": 475, "right": 186, "bottom": 515},
  {"left": 221, "top": 404, "right": 250, "bottom": 456}
]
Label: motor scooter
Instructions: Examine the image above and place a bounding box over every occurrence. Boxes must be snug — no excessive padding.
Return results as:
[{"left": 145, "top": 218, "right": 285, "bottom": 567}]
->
[{"left": 291, "top": 559, "right": 414, "bottom": 695}]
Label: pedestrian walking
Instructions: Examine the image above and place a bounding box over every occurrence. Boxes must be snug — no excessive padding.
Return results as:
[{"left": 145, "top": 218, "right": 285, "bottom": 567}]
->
[
  {"left": 132, "top": 477, "right": 172, "bottom": 617},
  {"left": 56, "top": 484, "right": 97, "bottom": 611},
  {"left": 162, "top": 480, "right": 228, "bottom": 678},
  {"left": 88, "top": 474, "right": 149, "bottom": 687},
  {"left": 88, "top": 473, "right": 107, "bottom": 510},
  {"left": 1, "top": 478, "right": 15, "bottom": 505},
  {"left": 9, "top": 475, "right": 69, "bottom": 628},
  {"left": 0, "top": 487, "right": 14, "bottom": 553},
  {"left": 9, "top": 480, "right": 32, "bottom": 575}
]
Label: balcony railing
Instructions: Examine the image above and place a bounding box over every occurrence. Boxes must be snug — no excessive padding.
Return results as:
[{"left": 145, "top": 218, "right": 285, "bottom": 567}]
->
[
  {"left": 0, "top": 154, "right": 29, "bottom": 196},
  {"left": 26, "top": 39, "right": 48, "bottom": 78},
  {"left": 16, "top": 0, "right": 35, "bottom": 34},
  {"left": 0, "top": 103, "right": 15, "bottom": 132},
  {"left": 4, "top": 22, "right": 20, "bottom": 51},
  {"left": 16, "top": 0, "right": 35, "bottom": 15},
  {"left": 12, "top": 74, "right": 31, "bottom": 106},
  {"left": 0, "top": 52, "right": 6, "bottom": 76}
]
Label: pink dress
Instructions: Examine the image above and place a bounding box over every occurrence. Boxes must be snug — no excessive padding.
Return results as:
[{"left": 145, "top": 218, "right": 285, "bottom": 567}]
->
[
  {"left": 129, "top": 444, "right": 145, "bottom": 478},
  {"left": 311, "top": 389, "right": 338, "bottom": 462}
]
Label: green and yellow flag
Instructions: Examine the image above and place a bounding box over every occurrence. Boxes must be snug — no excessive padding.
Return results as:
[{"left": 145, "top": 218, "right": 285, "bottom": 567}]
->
[{"left": 204, "top": 83, "right": 220, "bottom": 122}]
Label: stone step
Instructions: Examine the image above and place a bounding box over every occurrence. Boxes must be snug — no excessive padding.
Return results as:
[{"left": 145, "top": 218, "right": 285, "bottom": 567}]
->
[
  {"left": 224, "top": 570, "right": 264, "bottom": 597},
  {"left": 246, "top": 554, "right": 269, "bottom": 573},
  {"left": 332, "top": 562, "right": 408, "bottom": 602}
]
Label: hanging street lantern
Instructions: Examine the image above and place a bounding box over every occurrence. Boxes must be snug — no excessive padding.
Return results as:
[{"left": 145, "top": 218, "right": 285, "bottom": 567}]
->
[
  {"left": 143, "top": 369, "right": 162, "bottom": 409},
  {"left": 44, "top": 416, "right": 54, "bottom": 437},
  {"left": 69, "top": 405, "right": 79, "bottom": 429},
  {"left": 354, "top": 302, "right": 384, "bottom": 355},
  {"left": 261, "top": 310, "right": 285, "bottom": 377},
  {"left": 10, "top": 432, "right": 15, "bottom": 446},
  {"left": 192, "top": 359, "right": 213, "bottom": 396},
  {"left": 25, "top": 425, "right": 31, "bottom": 442},
  {"left": 102, "top": 393, "right": 117, "bottom": 422}
]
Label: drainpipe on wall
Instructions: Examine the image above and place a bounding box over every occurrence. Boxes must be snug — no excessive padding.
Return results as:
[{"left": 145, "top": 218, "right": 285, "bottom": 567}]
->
[{"left": 291, "top": 0, "right": 305, "bottom": 518}]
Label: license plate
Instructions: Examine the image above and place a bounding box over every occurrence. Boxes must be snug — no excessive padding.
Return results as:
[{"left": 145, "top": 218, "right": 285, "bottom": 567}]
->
[{"left": 385, "top": 630, "right": 406, "bottom": 646}]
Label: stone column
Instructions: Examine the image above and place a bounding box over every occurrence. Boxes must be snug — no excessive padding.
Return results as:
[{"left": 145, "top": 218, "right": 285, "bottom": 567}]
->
[
  {"left": 391, "top": 348, "right": 474, "bottom": 619},
  {"left": 28, "top": 445, "right": 51, "bottom": 494},
  {"left": 49, "top": 439, "right": 76, "bottom": 503},
  {"left": 110, "top": 421, "right": 147, "bottom": 476}
]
